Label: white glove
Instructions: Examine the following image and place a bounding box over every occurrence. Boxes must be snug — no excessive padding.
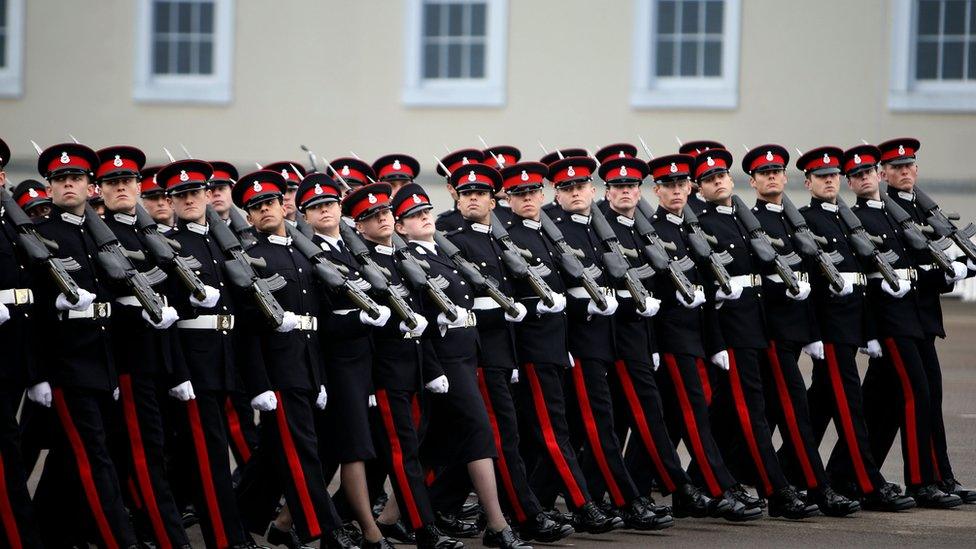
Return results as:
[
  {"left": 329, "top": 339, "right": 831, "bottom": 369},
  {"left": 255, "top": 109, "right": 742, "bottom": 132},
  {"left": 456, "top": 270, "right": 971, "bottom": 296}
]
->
[
  {"left": 168, "top": 380, "right": 196, "bottom": 401},
  {"left": 27, "top": 382, "right": 52, "bottom": 408},
  {"left": 859, "top": 339, "right": 883, "bottom": 358},
  {"left": 437, "top": 307, "right": 469, "bottom": 329},
  {"left": 0, "top": 303, "right": 9, "bottom": 326},
  {"left": 710, "top": 350, "right": 730, "bottom": 371},
  {"left": 425, "top": 374, "right": 449, "bottom": 394},
  {"left": 787, "top": 279, "right": 811, "bottom": 301},
  {"left": 360, "top": 305, "right": 391, "bottom": 327},
  {"left": 113, "top": 387, "right": 120, "bottom": 401},
  {"left": 399, "top": 314, "right": 429, "bottom": 337},
  {"left": 715, "top": 280, "right": 743, "bottom": 302},
  {"left": 368, "top": 394, "right": 377, "bottom": 408},
  {"left": 587, "top": 293, "right": 618, "bottom": 316},
  {"left": 189, "top": 285, "right": 221, "bottom": 308},
  {"left": 637, "top": 296, "right": 661, "bottom": 318},
  {"left": 250, "top": 390, "right": 278, "bottom": 411},
  {"left": 276, "top": 311, "right": 299, "bottom": 333},
  {"left": 968, "top": 258, "right": 975, "bottom": 272},
  {"left": 315, "top": 385, "right": 328, "bottom": 410},
  {"left": 830, "top": 277, "right": 854, "bottom": 297},
  {"left": 568, "top": 352, "right": 576, "bottom": 368},
  {"left": 802, "top": 340, "right": 825, "bottom": 360},
  {"left": 504, "top": 303, "right": 528, "bottom": 322},
  {"left": 946, "top": 261, "right": 968, "bottom": 284},
  {"left": 143, "top": 306, "right": 179, "bottom": 329},
  {"left": 678, "top": 288, "right": 706, "bottom": 309},
  {"left": 55, "top": 288, "right": 95, "bottom": 312},
  {"left": 536, "top": 293, "right": 567, "bottom": 314},
  {"left": 652, "top": 353, "right": 661, "bottom": 371},
  {"left": 881, "top": 278, "right": 910, "bottom": 298},
  {"left": 510, "top": 369, "right": 519, "bottom": 383}
]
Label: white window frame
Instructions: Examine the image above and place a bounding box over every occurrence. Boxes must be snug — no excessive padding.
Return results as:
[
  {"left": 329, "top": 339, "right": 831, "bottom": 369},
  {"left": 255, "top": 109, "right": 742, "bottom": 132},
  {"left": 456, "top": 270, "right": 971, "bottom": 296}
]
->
[
  {"left": 630, "top": 0, "right": 741, "bottom": 110},
  {"left": 0, "top": 0, "right": 25, "bottom": 98},
  {"left": 402, "top": 0, "right": 508, "bottom": 108},
  {"left": 133, "top": 0, "right": 235, "bottom": 105},
  {"left": 889, "top": 0, "right": 976, "bottom": 112}
]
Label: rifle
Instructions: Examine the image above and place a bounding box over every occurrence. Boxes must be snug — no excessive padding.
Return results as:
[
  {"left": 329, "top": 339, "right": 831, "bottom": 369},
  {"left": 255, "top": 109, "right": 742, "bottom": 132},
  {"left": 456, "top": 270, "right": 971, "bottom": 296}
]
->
[
  {"left": 339, "top": 222, "right": 420, "bottom": 329},
  {"left": 835, "top": 197, "right": 901, "bottom": 288},
  {"left": 780, "top": 195, "right": 846, "bottom": 294},
  {"left": 390, "top": 233, "right": 460, "bottom": 321},
  {"left": 206, "top": 205, "right": 287, "bottom": 327},
  {"left": 589, "top": 209, "right": 654, "bottom": 312},
  {"left": 488, "top": 211, "right": 557, "bottom": 307},
  {"left": 84, "top": 204, "right": 167, "bottom": 323},
  {"left": 731, "top": 195, "right": 802, "bottom": 295},
  {"left": 538, "top": 212, "right": 608, "bottom": 310},
  {"left": 879, "top": 192, "right": 954, "bottom": 273},
  {"left": 0, "top": 187, "right": 82, "bottom": 303},
  {"left": 633, "top": 198, "right": 698, "bottom": 303},
  {"left": 227, "top": 208, "right": 258, "bottom": 248},
  {"left": 680, "top": 204, "right": 734, "bottom": 294},
  {"left": 284, "top": 224, "right": 382, "bottom": 319},
  {"left": 434, "top": 231, "right": 521, "bottom": 317},
  {"left": 912, "top": 185, "right": 976, "bottom": 263},
  {"left": 133, "top": 203, "right": 208, "bottom": 302}
]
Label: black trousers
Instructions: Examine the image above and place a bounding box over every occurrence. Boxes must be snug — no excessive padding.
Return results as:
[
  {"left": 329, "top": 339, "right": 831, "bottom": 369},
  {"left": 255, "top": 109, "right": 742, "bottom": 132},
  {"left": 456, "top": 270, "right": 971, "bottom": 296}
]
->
[
  {"left": 656, "top": 353, "right": 737, "bottom": 498},
  {"left": 861, "top": 336, "right": 936, "bottom": 488},
  {"left": 807, "top": 343, "right": 886, "bottom": 496},
  {"left": 917, "top": 335, "right": 954, "bottom": 482},
  {"left": 709, "top": 347, "right": 789, "bottom": 497},
  {"left": 0, "top": 386, "right": 42, "bottom": 549}
]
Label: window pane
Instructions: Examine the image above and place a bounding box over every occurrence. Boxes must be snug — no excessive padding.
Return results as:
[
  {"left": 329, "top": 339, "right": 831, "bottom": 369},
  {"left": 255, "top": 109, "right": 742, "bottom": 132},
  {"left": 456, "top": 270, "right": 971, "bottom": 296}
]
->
[
  {"left": 447, "top": 3, "right": 464, "bottom": 36},
  {"left": 0, "top": 33, "right": 6, "bottom": 68},
  {"left": 917, "top": 0, "right": 940, "bottom": 35},
  {"left": 423, "top": 3, "right": 441, "bottom": 36},
  {"left": 469, "top": 43, "right": 485, "bottom": 77},
  {"left": 0, "top": 0, "right": 8, "bottom": 27},
  {"left": 470, "top": 3, "right": 486, "bottom": 36},
  {"left": 969, "top": 42, "right": 976, "bottom": 79},
  {"left": 681, "top": 1, "right": 700, "bottom": 33},
  {"left": 199, "top": 2, "right": 214, "bottom": 34},
  {"left": 943, "top": 41, "right": 964, "bottom": 78},
  {"left": 154, "top": 1, "right": 170, "bottom": 33},
  {"left": 971, "top": 0, "right": 976, "bottom": 35},
  {"left": 704, "top": 0, "right": 723, "bottom": 33},
  {"left": 198, "top": 39, "right": 213, "bottom": 74},
  {"left": 153, "top": 39, "right": 170, "bottom": 74},
  {"left": 655, "top": 39, "right": 675, "bottom": 76},
  {"left": 176, "top": 40, "right": 191, "bottom": 74},
  {"left": 916, "top": 40, "right": 939, "bottom": 79},
  {"left": 657, "top": 1, "right": 676, "bottom": 34},
  {"left": 703, "top": 40, "right": 722, "bottom": 76},
  {"left": 680, "top": 40, "right": 699, "bottom": 76},
  {"left": 177, "top": 2, "right": 193, "bottom": 32},
  {"left": 447, "top": 43, "right": 462, "bottom": 77},
  {"left": 944, "top": 0, "right": 966, "bottom": 35},
  {"left": 423, "top": 43, "right": 441, "bottom": 78}
]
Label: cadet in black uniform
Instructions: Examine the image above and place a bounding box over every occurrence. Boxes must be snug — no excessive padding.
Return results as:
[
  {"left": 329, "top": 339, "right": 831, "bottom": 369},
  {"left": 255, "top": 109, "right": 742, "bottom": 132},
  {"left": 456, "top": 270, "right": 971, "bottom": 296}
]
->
[
  {"left": 435, "top": 149, "right": 485, "bottom": 232},
  {"left": 11, "top": 178, "right": 52, "bottom": 219},
  {"left": 372, "top": 153, "right": 421, "bottom": 197},
  {"left": 481, "top": 145, "right": 521, "bottom": 225},
  {"left": 678, "top": 141, "right": 724, "bottom": 218},
  {"left": 263, "top": 161, "right": 306, "bottom": 229},
  {"left": 141, "top": 165, "right": 176, "bottom": 230}
]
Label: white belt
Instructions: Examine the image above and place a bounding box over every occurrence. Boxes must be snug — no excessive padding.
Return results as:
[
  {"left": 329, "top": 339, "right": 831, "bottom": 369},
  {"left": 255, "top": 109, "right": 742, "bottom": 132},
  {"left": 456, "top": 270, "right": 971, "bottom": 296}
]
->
[
  {"left": 471, "top": 296, "right": 500, "bottom": 310},
  {"left": 177, "top": 314, "right": 235, "bottom": 330},
  {"left": 839, "top": 272, "right": 867, "bottom": 286},
  {"left": 62, "top": 302, "right": 112, "bottom": 320},
  {"left": 728, "top": 274, "right": 762, "bottom": 288},
  {"left": 292, "top": 314, "right": 318, "bottom": 331},
  {"left": 566, "top": 286, "right": 613, "bottom": 299},
  {"left": 115, "top": 294, "right": 168, "bottom": 307},
  {"left": 0, "top": 288, "right": 33, "bottom": 305},
  {"left": 866, "top": 268, "right": 916, "bottom": 281},
  {"left": 764, "top": 272, "right": 809, "bottom": 284}
]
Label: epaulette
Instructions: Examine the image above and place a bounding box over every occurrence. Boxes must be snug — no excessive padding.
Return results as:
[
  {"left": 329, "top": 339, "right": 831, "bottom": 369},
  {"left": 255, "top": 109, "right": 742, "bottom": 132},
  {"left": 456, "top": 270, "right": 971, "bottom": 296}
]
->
[{"left": 444, "top": 227, "right": 464, "bottom": 237}]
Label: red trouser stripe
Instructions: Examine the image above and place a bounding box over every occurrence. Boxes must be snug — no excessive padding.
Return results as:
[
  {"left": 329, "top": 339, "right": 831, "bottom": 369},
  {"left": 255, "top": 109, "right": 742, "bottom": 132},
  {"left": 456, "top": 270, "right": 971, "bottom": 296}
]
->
[
  {"left": 931, "top": 441, "right": 941, "bottom": 481},
  {"left": 376, "top": 390, "right": 423, "bottom": 529},
  {"left": 570, "top": 360, "right": 626, "bottom": 507},
  {"left": 119, "top": 375, "right": 171, "bottom": 549},
  {"left": 883, "top": 339, "right": 922, "bottom": 486},
  {"left": 823, "top": 343, "right": 874, "bottom": 494},
  {"left": 52, "top": 388, "right": 119, "bottom": 549},
  {"left": 411, "top": 393, "right": 422, "bottom": 430},
  {"left": 0, "top": 451, "right": 22, "bottom": 549},
  {"left": 127, "top": 476, "right": 143, "bottom": 510},
  {"left": 663, "top": 354, "right": 722, "bottom": 497},
  {"left": 524, "top": 363, "right": 587, "bottom": 508},
  {"left": 187, "top": 400, "right": 228, "bottom": 549},
  {"left": 696, "top": 357, "right": 712, "bottom": 405},
  {"left": 766, "top": 342, "right": 818, "bottom": 489},
  {"left": 223, "top": 396, "right": 252, "bottom": 464},
  {"left": 476, "top": 368, "right": 527, "bottom": 523},
  {"left": 726, "top": 349, "right": 773, "bottom": 496},
  {"left": 614, "top": 360, "right": 676, "bottom": 493},
  {"left": 273, "top": 392, "right": 321, "bottom": 538}
]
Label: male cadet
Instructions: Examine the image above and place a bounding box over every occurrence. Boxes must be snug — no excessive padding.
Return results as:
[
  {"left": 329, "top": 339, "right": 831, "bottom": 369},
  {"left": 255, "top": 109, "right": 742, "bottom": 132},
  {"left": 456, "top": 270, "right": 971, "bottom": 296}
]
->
[
  {"left": 12, "top": 179, "right": 53, "bottom": 219},
  {"left": 647, "top": 153, "right": 763, "bottom": 522},
  {"left": 328, "top": 157, "right": 375, "bottom": 190},
  {"left": 141, "top": 165, "right": 177, "bottom": 229},
  {"left": 481, "top": 145, "right": 521, "bottom": 224},
  {"left": 373, "top": 153, "right": 420, "bottom": 196},
  {"left": 499, "top": 161, "right": 621, "bottom": 534},
  {"left": 95, "top": 145, "right": 192, "bottom": 548},
  {"left": 690, "top": 148, "right": 818, "bottom": 518},
  {"left": 0, "top": 138, "right": 44, "bottom": 549},
  {"left": 436, "top": 149, "right": 485, "bottom": 232},
  {"left": 879, "top": 137, "right": 976, "bottom": 503},
  {"left": 795, "top": 146, "right": 915, "bottom": 511},
  {"left": 340, "top": 183, "right": 464, "bottom": 549},
  {"left": 29, "top": 142, "right": 140, "bottom": 548},
  {"left": 230, "top": 170, "right": 348, "bottom": 548},
  {"left": 843, "top": 144, "right": 962, "bottom": 509},
  {"left": 296, "top": 172, "right": 396, "bottom": 549},
  {"left": 594, "top": 151, "right": 716, "bottom": 518},
  {"left": 678, "top": 140, "right": 725, "bottom": 216},
  {"left": 741, "top": 145, "right": 860, "bottom": 516},
  {"left": 444, "top": 161, "right": 575, "bottom": 543},
  {"left": 545, "top": 154, "right": 674, "bottom": 530},
  {"left": 263, "top": 161, "right": 306, "bottom": 227}
]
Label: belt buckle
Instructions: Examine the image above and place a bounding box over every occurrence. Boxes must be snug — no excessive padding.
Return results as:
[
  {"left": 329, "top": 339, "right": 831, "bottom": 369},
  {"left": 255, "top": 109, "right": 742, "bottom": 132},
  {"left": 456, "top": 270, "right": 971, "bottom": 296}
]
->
[
  {"left": 465, "top": 311, "right": 477, "bottom": 328},
  {"left": 908, "top": 268, "right": 917, "bottom": 281},
  {"left": 14, "top": 288, "right": 32, "bottom": 305},
  {"left": 798, "top": 272, "right": 809, "bottom": 284},
  {"left": 93, "top": 302, "right": 110, "bottom": 319},
  {"left": 751, "top": 274, "right": 761, "bottom": 287},
  {"left": 217, "top": 314, "right": 233, "bottom": 330}
]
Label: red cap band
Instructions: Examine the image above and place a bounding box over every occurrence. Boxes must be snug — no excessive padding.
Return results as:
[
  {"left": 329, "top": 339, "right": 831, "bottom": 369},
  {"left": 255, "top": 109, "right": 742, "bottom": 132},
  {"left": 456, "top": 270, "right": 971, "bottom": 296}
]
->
[
  {"left": 484, "top": 153, "right": 517, "bottom": 169},
  {"left": 300, "top": 184, "right": 340, "bottom": 206},
  {"left": 695, "top": 156, "right": 729, "bottom": 179},
  {"left": 748, "top": 153, "right": 786, "bottom": 172},
  {"left": 503, "top": 169, "right": 544, "bottom": 191},
  {"left": 802, "top": 153, "right": 841, "bottom": 172},
  {"left": 212, "top": 169, "right": 234, "bottom": 181},
  {"left": 844, "top": 152, "right": 877, "bottom": 173},
  {"left": 652, "top": 161, "right": 690, "bottom": 180},
  {"left": 17, "top": 189, "right": 48, "bottom": 208},
  {"left": 95, "top": 157, "right": 140, "bottom": 179},
  {"left": 164, "top": 170, "right": 208, "bottom": 190},
  {"left": 880, "top": 146, "right": 915, "bottom": 162},
  {"left": 242, "top": 181, "right": 280, "bottom": 205},
  {"left": 377, "top": 161, "right": 416, "bottom": 179},
  {"left": 447, "top": 156, "right": 479, "bottom": 174},
  {"left": 47, "top": 153, "right": 91, "bottom": 174},
  {"left": 349, "top": 192, "right": 390, "bottom": 219},
  {"left": 394, "top": 193, "right": 430, "bottom": 217},
  {"left": 551, "top": 164, "right": 593, "bottom": 185}
]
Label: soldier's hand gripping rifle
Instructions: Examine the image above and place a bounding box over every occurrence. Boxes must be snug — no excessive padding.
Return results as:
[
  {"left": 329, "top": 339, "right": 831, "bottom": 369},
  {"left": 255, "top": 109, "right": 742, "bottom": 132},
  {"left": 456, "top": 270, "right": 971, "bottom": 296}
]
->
[
  {"left": 680, "top": 204, "right": 734, "bottom": 294},
  {"left": 780, "top": 194, "right": 846, "bottom": 293},
  {"left": 0, "top": 186, "right": 82, "bottom": 303},
  {"left": 390, "top": 233, "right": 460, "bottom": 322},
  {"left": 879, "top": 192, "right": 954, "bottom": 273},
  {"left": 339, "top": 222, "right": 420, "bottom": 330},
  {"left": 912, "top": 185, "right": 976, "bottom": 263},
  {"left": 731, "top": 195, "right": 802, "bottom": 295},
  {"left": 488, "top": 211, "right": 557, "bottom": 308},
  {"left": 434, "top": 230, "right": 521, "bottom": 317},
  {"left": 206, "top": 205, "right": 286, "bottom": 327},
  {"left": 133, "top": 203, "right": 208, "bottom": 302},
  {"left": 83, "top": 204, "right": 167, "bottom": 323},
  {"left": 634, "top": 198, "right": 698, "bottom": 303},
  {"left": 538, "top": 212, "right": 608, "bottom": 310},
  {"left": 589, "top": 207, "right": 654, "bottom": 313},
  {"left": 835, "top": 197, "right": 901, "bottom": 288}
]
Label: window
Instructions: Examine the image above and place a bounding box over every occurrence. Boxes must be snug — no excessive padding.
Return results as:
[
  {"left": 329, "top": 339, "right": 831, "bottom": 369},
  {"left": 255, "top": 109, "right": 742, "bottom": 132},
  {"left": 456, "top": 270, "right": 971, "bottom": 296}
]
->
[
  {"left": 134, "top": 0, "right": 235, "bottom": 105},
  {"left": 631, "top": 0, "right": 741, "bottom": 109},
  {"left": 0, "top": 0, "right": 24, "bottom": 98},
  {"left": 890, "top": 0, "right": 976, "bottom": 111},
  {"left": 403, "top": 0, "right": 508, "bottom": 107}
]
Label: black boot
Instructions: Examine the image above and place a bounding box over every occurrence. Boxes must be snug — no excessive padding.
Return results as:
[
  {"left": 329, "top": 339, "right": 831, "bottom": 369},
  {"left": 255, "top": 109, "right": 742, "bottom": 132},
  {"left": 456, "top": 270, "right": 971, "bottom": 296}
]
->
[
  {"left": 810, "top": 485, "right": 860, "bottom": 517},
  {"left": 415, "top": 524, "right": 464, "bottom": 549},
  {"left": 434, "top": 512, "right": 481, "bottom": 538},
  {"left": 862, "top": 482, "right": 916, "bottom": 512},
  {"left": 767, "top": 486, "right": 820, "bottom": 520},
  {"left": 483, "top": 526, "right": 532, "bottom": 549},
  {"left": 728, "top": 484, "right": 765, "bottom": 509},
  {"left": 265, "top": 523, "right": 313, "bottom": 549},
  {"left": 458, "top": 501, "right": 483, "bottom": 520},
  {"left": 672, "top": 484, "right": 713, "bottom": 518},
  {"left": 909, "top": 484, "right": 964, "bottom": 509},
  {"left": 321, "top": 527, "right": 359, "bottom": 549},
  {"left": 377, "top": 519, "right": 416, "bottom": 543},
  {"left": 572, "top": 501, "right": 624, "bottom": 534},
  {"left": 619, "top": 497, "right": 674, "bottom": 531},
  {"left": 940, "top": 478, "right": 976, "bottom": 504},
  {"left": 517, "top": 512, "right": 573, "bottom": 542},
  {"left": 715, "top": 493, "right": 763, "bottom": 522}
]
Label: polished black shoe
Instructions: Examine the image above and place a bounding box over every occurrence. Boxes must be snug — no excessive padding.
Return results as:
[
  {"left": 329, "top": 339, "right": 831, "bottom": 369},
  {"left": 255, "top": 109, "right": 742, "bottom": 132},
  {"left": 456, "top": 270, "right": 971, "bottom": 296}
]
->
[
  {"left": 641, "top": 495, "right": 672, "bottom": 516},
  {"left": 572, "top": 501, "right": 624, "bottom": 534},
  {"left": 341, "top": 522, "right": 364, "bottom": 547},
  {"left": 233, "top": 541, "right": 272, "bottom": 549},
  {"left": 716, "top": 495, "right": 763, "bottom": 522},
  {"left": 265, "top": 523, "right": 314, "bottom": 549},
  {"left": 541, "top": 508, "right": 574, "bottom": 526},
  {"left": 371, "top": 493, "right": 390, "bottom": 517},
  {"left": 322, "top": 527, "right": 360, "bottom": 549},
  {"left": 728, "top": 484, "right": 765, "bottom": 509},
  {"left": 909, "top": 484, "right": 964, "bottom": 509},
  {"left": 863, "top": 482, "right": 916, "bottom": 512},
  {"left": 939, "top": 478, "right": 976, "bottom": 504},
  {"left": 377, "top": 520, "right": 416, "bottom": 543},
  {"left": 620, "top": 498, "right": 674, "bottom": 531},
  {"left": 415, "top": 524, "right": 464, "bottom": 549},
  {"left": 672, "top": 484, "right": 713, "bottom": 518},
  {"left": 767, "top": 487, "right": 820, "bottom": 520},
  {"left": 361, "top": 538, "right": 396, "bottom": 549},
  {"left": 435, "top": 512, "right": 481, "bottom": 538},
  {"left": 810, "top": 485, "right": 860, "bottom": 517},
  {"left": 483, "top": 526, "right": 532, "bottom": 549},
  {"left": 517, "top": 512, "right": 574, "bottom": 543},
  {"left": 180, "top": 505, "right": 199, "bottom": 529},
  {"left": 458, "top": 500, "right": 483, "bottom": 520}
]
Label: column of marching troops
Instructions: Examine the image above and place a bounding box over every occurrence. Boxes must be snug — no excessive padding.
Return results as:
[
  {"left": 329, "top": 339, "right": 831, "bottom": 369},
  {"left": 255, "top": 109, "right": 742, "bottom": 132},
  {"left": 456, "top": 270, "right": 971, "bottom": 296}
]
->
[{"left": 0, "top": 133, "right": 975, "bottom": 549}]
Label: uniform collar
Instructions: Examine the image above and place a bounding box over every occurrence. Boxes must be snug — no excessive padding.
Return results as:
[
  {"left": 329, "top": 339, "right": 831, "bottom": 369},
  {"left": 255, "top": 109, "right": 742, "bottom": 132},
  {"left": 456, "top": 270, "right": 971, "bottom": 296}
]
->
[
  {"left": 570, "top": 213, "right": 590, "bottom": 225},
  {"left": 266, "top": 234, "right": 292, "bottom": 246},
  {"left": 470, "top": 222, "right": 491, "bottom": 234},
  {"left": 820, "top": 202, "right": 838, "bottom": 212},
  {"left": 60, "top": 211, "right": 85, "bottom": 225},
  {"left": 666, "top": 212, "right": 683, "bottom": 225},
  {"left": 615, "top": 214, "right": 634, "bottom": 227},
  {"left": 856, "top": 196, "right": 885, "bottom": 210},
  {"left": 411, "top": 240, "right": 437, "bottom": 253},
  {"left": 186, "top": 222, "right": 208, "bottom": 235},
  {"left": 373, "top": 243, "right": 394, "bottom": 255},
  {"left": 895, "top": 189, "right": 915, "bottom": 201},
  {"left": 157, "top": 223, "right": 174, "bottom": 232},
  {"left": 112, "top": 212, "right": 137, "bottom": 225},
  {"left": 756, "top": 199, "right": 783, "bottom": 213},
  {"left": 714, "top": 204, "right": 734, "bottom": 215},
  {"left": 520, "top": 217, "right": 541, "bottom": 230},
  {"left": 317, "top": 232, "right": 342, "bottom": 250},
  {"left": 497, "top": 199, "right": 510, "bottom": 208}
]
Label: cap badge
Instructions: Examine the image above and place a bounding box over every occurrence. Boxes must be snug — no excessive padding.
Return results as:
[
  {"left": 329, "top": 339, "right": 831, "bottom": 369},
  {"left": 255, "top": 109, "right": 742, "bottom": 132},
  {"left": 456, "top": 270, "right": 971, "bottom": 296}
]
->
[
  {"left": 898, "top": 144, "right": 906, "bottom": 155},
  {"left": 461, "top": 156, "right": 470, "bottom": 166},
  {"left": 179, "top": 170, "right": 189, "bottom": 182},
  {"left": 281, "top": 169, "right": 289, "bottom": 179},
  {"left": 341, "top": 165, "right": 350, "bottom": 176},
  {"left": 619, "top": 165, "right": 628, "bottom": 177},
  {"left": 113, "top": 155, "right": 123, "bottom": 167},
  {"left": 706, "top": 156, "right": 715, "bottom": 167},
  {"left": 567, "top": 166, "right": 576, "bottom": 177},
  {"left": 766, "top": 151, "right": 774, "bottom": 161},
  {"left": 252, "top": 181, "right": 262, "bottom": 192},
  {"left": 367, "top": 193, "right": 377, "bottom": 204},
  {"left": 670, "top": 162, "right": 678, "bottom": 173},
  {"left": 60, "top": 152, "right": 70, "bottom": 164},
  {"left": 520, "top": 170, "right": 529, "bottom": 181},
  {"left": 496, "top": 156, "right": 506, "bottom": 167},
  {"left": 393, "top": 159, "right": 401, "bottom": 170},
  {"left": 854, "top": 154, "right": 862, "bottom": 164},
  {"left": 314, "top": 184, "right": 323, "bottom": 195},
  {"left": 28, "top": 188, "right": 38, "bottom": 198},
  {"left": 822, "top": 153, "right": 831, "bottom": 164},
  {"left": 618, "top": 151, "right": 626, "bottom": 158},
  {"left": 412, "top": 193, "right": 421, "bottom": 204},
  {"left": 467, "top": 170, "right": 477, "bottom": 182}
]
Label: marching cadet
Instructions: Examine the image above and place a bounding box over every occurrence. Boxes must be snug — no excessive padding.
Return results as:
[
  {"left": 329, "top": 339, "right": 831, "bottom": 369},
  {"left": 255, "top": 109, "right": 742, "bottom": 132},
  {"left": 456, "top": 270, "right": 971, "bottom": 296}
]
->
[
  {"left": 481, "top": 145, "right": 521, "bottom": 224},
  {"left": 843, "top": 144, "right": 962, "bottom": 508},
  {"left": 741, "top": 144, "right": 861, "bottom": 516},
  {"left": 878, "top": 138, "right": 976, "bottom": 503},
  {"left": 545, "top": 154, "right": 674, "bottom": 530},
  {"left": 690, "top": 148, "right": 818, "bottom": 519},
  {"left": 230, "top": 170, "right": 349, "bottom": 548},
  {"left": 89, "top": 183, "right": 106, "bottom": 217},
  {"left": 435, "top": 149, "right": 485, "bottom": 232},
  {"left": 12, "top": 179, "right": 53, "bottom": 219},
  {"left": 646, "top": 153, "right": 763, "bottom": 521},
  {"left": 327, "top": 157, "right": 375, "bottom": 190},
  {"left": 30, "top": 142, "right": 140, "bottom": 548},
  {"left": 263, "top": 161, "right": 306, "bottom": 227},
  {"left": 372, "top": 153, "right": 420, "bottom": 196},
  {"left": 678, "top": 140, "right": 724, "bottom": 217},
  {"left": 296, "top": 172, "right": 395, "bottom": 549},
  {"left": 795, "top": 146, "right": 916, "bottom": 511},
  {"left": 95, "top": 145, "right": 192, "bottom": 548},
  {"left": 141, "top": 165, "right": 177, "bottom": 230}
]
